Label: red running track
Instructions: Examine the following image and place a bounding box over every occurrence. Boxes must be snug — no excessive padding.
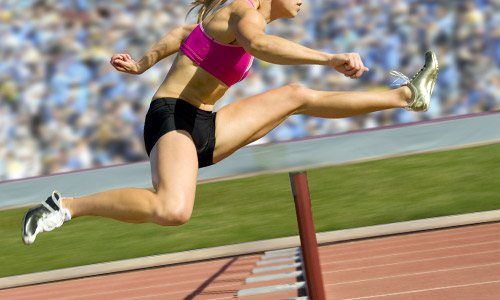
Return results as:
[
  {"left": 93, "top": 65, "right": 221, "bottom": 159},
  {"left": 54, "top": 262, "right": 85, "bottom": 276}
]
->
[{"left": 2, "top": 222, "right": 500, "bottom": 299}]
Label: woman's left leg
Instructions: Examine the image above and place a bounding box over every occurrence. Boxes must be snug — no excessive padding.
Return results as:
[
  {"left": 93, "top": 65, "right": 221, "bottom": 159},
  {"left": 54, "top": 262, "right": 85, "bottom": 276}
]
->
[
  {"left": 213, "top": 84, "right": 411, "bottom": 163},
  {"left": 61, "top": 131, "right": 199, "bottom": 226}
]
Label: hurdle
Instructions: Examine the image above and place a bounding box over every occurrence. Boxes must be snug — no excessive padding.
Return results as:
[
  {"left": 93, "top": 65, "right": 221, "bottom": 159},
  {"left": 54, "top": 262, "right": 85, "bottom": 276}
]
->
[
  {"left": 290, "top": 171, "right": 326, "bottom": 299},
  {"left": 237, "top": 171, "right": 326, "bottom": 298}
]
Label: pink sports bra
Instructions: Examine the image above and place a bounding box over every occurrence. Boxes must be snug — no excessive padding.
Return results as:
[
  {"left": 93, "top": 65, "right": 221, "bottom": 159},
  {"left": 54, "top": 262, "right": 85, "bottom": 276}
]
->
[{"left": 179, "top": 0, "right": 255, "bottom": 87}]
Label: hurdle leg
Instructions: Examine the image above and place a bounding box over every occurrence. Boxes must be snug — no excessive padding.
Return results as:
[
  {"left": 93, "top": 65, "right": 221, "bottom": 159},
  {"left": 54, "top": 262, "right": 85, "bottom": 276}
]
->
[{"left": 289, "top": 171, "right": 326, "bottom": 300}]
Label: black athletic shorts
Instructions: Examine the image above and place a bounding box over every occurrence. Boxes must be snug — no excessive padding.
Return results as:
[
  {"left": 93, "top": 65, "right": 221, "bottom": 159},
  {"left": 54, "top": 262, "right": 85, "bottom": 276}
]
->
[{"left": 143, "top": 97, "right": 217, "bottom": 168}]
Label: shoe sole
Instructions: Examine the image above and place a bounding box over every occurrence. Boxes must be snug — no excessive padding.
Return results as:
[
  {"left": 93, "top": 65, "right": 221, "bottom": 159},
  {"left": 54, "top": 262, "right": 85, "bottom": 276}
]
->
[
  {"left": 21, "top": 210, "right": 35, "bottom": 245},
  {"left": 416, "top": 52, "right": 439, "bottom": 111}
]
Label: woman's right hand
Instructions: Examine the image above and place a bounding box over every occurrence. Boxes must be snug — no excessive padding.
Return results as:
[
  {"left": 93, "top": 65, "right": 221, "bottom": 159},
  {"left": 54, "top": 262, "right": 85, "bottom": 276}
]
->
[
  {"left": 329, "top": 53, "right": 369, "bottom": 79},
  {"left": 110, "top": 54, "right": 143, "bottom": 74}
]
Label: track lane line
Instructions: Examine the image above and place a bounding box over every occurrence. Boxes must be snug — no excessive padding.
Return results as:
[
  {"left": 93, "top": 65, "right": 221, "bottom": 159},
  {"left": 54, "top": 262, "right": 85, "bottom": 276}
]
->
[{"left": 342, "top": 279, "right": 500, "bottom": 300}]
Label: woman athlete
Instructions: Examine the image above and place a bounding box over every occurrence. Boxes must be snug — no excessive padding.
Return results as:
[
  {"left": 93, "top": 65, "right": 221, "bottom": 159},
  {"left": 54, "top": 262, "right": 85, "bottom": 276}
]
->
[{"left": 22, "top": 0, "right": 439, "bottom": 244}]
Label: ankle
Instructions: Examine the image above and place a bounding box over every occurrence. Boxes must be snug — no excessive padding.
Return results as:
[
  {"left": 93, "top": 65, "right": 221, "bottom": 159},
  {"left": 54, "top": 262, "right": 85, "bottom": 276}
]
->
[
  {"left": 398, "top": 86, "right": 413, "bottom": 107},
  {"left": 60, "top": 197, "right": 74, "bottom": 220}
]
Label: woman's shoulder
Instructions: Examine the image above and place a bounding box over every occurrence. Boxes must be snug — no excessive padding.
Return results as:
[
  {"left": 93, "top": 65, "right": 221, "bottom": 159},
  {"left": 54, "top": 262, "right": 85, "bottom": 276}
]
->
[{"left": 201, "top": 0, "right": 264, "bottom": 37}]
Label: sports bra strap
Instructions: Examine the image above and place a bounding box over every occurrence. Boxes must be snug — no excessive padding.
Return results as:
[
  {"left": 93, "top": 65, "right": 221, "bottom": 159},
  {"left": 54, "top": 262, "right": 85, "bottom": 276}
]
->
[{"left": 220, "top": 0, "right": 255, "bottom": 9}]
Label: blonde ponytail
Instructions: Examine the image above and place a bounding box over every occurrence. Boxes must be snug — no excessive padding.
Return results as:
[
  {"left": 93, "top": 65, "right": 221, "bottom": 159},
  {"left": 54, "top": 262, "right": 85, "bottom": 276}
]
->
[{"left": 187, "top": 0, "right": 228, "bottom": 23}]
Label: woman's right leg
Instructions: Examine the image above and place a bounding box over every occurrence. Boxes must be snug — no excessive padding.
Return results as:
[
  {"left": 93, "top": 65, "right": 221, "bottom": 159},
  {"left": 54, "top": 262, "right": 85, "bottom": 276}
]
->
[{"left": 62, "top": 130, "right": 199, "bottom": 226}]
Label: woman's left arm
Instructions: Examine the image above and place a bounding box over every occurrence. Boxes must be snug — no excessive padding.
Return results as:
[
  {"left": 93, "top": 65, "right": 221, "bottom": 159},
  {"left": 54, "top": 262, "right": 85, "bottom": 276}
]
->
[{"left": 111, "top": 24, "right": 196, "bottom": 75}]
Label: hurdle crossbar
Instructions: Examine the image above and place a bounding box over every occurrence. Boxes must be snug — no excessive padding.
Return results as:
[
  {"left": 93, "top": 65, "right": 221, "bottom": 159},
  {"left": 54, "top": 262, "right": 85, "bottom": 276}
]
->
[{"left": 289, "top": 172, "right": 326, "bottom": 299}]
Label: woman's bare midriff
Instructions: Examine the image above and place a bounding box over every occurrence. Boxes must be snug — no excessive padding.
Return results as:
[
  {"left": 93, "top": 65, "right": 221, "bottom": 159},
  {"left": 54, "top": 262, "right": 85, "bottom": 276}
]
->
[{"left": 152, "top": 53, "right": 230, "bottom": 112}]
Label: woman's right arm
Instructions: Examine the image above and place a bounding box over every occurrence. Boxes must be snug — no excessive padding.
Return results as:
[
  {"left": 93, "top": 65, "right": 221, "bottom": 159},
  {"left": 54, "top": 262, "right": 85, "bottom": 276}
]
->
[
  {"left": 232, "top": 10, "right": 368, "bottom": 78},
  {"left": 111, "top": 24, "right": 196, "bottom": 75}
]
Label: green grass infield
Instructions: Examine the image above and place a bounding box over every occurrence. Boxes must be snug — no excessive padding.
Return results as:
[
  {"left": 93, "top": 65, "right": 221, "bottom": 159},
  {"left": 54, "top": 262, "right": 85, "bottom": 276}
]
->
[{"left": 1, "top": 143, "right": 499, "bottom": 278}]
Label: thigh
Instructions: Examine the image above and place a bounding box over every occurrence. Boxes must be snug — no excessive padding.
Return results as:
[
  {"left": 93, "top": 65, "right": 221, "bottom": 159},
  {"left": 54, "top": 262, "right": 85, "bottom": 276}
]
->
[
  {"left": 150, "top": 130, "right": 198, "bottom": 214},
  {"left": 214, "top": 84, "right": 305, "bottom": 163}
]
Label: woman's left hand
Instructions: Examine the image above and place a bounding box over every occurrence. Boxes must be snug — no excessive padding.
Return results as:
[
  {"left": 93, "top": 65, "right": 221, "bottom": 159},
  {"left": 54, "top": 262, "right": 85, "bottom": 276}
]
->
[
  {"left": 329, "top": 53, "right": 369, "bottom": 79},
  {"left": 110, "top": 54, "right": 143, "bottom": 74}
]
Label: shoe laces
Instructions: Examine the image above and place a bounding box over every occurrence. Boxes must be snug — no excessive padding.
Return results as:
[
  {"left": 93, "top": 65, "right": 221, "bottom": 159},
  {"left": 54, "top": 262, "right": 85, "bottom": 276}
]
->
[
  {"left": 389, "top": 70, "right": 412, "bottom": 87},
  {"left": 38, "top": 210, "right": 65, "bottom": 232},
  {"left": 389, "top": 62, "right": 427, "bottom": 87},
  {"left": 39, "top": 191, "right": 65, "bottom": 232},
  {"left": 389, "top": 70, "right": 410, "bottom": 85}
]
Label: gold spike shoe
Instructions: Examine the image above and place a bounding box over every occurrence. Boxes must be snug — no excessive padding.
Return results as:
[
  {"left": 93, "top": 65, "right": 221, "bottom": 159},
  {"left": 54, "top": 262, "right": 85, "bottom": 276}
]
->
[{"left": 390, "top": 51, "right": 439, "bottom": 112}]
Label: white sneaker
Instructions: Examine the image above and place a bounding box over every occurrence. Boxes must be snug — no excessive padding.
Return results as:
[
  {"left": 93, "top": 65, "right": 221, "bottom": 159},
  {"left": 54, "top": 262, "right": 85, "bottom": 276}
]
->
[{"left": 21, "top": 191, "right": 71, "bottom": 245}]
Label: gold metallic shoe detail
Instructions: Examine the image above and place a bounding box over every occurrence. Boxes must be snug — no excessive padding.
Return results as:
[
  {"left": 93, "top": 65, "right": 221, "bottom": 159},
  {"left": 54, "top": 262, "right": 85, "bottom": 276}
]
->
[{"left": 390, "top": 51, "right": 439, "bottom": 112}]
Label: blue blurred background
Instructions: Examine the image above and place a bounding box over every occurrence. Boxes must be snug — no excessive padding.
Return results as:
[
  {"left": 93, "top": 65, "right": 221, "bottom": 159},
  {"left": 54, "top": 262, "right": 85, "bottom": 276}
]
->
[{"left": 0, "top": 0, "right": 499, "bottom": 181}]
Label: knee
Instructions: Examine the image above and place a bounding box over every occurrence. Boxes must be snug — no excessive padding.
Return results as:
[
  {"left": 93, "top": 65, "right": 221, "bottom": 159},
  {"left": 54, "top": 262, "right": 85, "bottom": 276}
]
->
[
  {"left": 287, "top": 82, "right": 307, "bottom": 96},
  {"left": 155, "top": 205, "right": 192, "bottom": 226},
  {"left": 153, "top": 195, "right": 193, "bottom": 226},
  {"left": 286, "top": 83, "right": 312, "bottom": 110}
]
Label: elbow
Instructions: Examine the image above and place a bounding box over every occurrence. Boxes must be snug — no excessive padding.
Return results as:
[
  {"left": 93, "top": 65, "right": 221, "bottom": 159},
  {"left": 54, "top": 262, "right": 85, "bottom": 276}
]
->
[{"left": 248, "top": 35, "right": 271, "bottom": 56}]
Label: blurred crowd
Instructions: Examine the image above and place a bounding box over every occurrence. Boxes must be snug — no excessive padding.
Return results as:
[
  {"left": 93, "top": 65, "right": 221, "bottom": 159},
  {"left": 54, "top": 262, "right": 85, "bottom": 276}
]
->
[{"left": 0, "top": 0, "right": 499, "bottom": 180}]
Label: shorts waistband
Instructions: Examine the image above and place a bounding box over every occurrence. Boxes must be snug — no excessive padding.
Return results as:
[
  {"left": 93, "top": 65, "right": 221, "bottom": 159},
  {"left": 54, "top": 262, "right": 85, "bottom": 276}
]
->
[{"left": 151, "top": 97, "right": 213, "bottom": 113}]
